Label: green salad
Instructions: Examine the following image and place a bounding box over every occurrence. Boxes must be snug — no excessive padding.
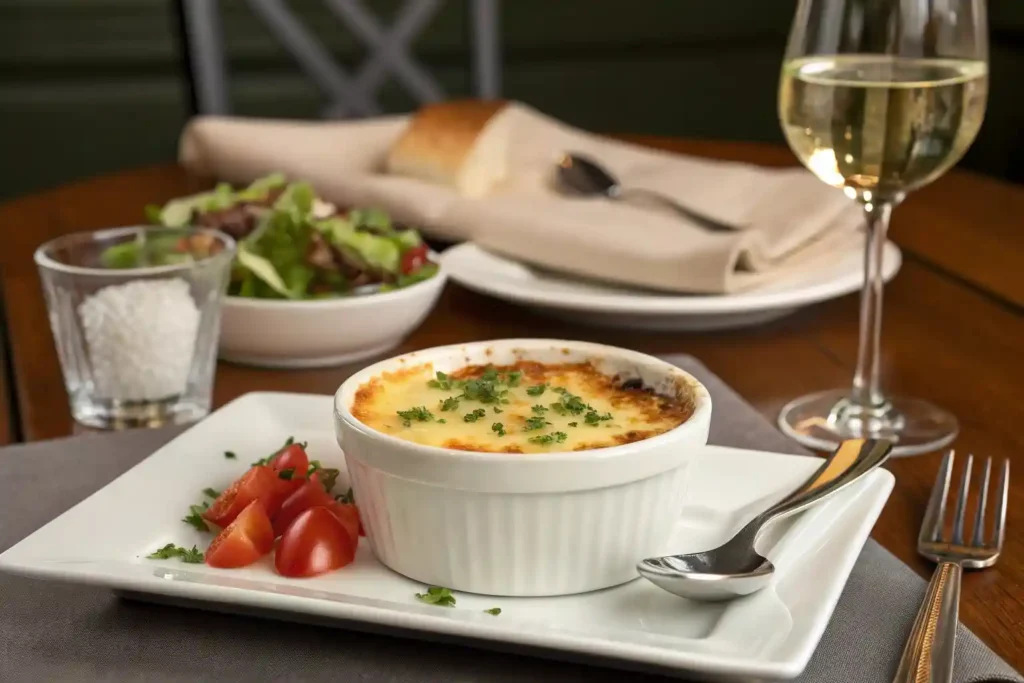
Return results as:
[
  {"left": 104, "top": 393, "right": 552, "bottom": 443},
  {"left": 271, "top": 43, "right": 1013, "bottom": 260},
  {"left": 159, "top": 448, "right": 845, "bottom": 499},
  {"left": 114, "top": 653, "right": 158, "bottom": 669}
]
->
[{"left": 103, "top": 174, "right": 438, "bottom": 299}]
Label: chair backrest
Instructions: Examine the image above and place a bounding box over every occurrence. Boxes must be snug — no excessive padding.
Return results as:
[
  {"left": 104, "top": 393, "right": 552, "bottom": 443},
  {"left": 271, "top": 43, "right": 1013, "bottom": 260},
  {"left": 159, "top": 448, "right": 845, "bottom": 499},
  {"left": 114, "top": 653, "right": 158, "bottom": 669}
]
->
[{"left": 179, "top": 0, "right": 501, "bottom": 117}]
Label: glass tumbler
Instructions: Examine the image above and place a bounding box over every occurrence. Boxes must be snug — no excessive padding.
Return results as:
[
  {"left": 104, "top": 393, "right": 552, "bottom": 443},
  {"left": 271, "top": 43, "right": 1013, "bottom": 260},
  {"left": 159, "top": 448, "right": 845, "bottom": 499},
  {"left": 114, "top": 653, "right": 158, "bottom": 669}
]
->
[{"left": 35, "top": 226, "right": 236, "bottom": 429}]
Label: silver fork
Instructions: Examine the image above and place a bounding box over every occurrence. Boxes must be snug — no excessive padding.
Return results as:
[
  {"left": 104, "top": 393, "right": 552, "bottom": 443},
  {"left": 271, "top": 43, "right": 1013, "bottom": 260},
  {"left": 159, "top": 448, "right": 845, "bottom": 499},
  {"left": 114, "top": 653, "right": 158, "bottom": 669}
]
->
[{"left": 892, "top": 450, "right": 1010, "bottom": 683}]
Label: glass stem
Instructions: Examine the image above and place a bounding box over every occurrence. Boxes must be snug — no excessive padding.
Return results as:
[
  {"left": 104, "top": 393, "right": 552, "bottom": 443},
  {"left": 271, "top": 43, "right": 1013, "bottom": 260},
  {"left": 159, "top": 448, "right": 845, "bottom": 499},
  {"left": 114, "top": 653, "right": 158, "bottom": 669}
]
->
[{"left": 850, "top": 201, "right": 891, "bottom": 409}]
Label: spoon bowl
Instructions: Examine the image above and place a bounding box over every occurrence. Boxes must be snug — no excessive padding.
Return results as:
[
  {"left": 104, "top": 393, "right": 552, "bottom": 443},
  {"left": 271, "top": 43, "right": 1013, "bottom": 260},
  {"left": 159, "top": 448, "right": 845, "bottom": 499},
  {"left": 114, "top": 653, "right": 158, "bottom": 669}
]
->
[{"left": 638, "top": 438, "right": 893, "bottom": 601}]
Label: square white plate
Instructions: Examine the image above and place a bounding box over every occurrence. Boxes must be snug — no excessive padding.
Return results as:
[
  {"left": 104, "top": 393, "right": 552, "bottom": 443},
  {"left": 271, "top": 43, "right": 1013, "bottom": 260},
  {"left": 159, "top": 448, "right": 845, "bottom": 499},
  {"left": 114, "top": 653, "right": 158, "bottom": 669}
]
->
[{"left": 0, "top": 393, "right": 893, "bottom": 680}]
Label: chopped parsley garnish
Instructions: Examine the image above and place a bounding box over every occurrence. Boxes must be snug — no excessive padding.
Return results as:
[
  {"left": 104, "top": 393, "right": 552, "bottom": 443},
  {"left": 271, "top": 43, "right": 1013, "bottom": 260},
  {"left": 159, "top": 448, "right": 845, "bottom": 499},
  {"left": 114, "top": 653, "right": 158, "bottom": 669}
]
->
[
  {"left": 415, "top": 586, "right": 456, "bottom": 607},
  {"left": 549, "top": 403, "right": 567, "bottom": 415},
  {"left": 493, "top": 406, "right": 503, "bottom": 414},
  {"left": 524, "top": 416, "right": 551, "bottom": 431},
  {"left": 481, "top": 367, "right": 499, "bottom": 382},
  {"left": 397, "top": 406, "right": 434, "bottom": 427},
  {"left": 223, "top": 451, "right": 236, "bottom": 460},
  {"left": 568, "top": 421, "right": 578, "bottom": 427},
  {"left": 182, "top": 503, "right": 210, "bottom": 532},
  {"left": 492, "top": 422, "right": 506, "bottom": 437},
  {"left": 505, "top": 371, "right": 522, "bottom": 387},
  {"left": 279, "top": 468, "right": 295, "bottom": 480},
  {"left": 552, "top": 387, "right": 568, "bottom": 394},
  {"left": 464, "top": 408, "right": 487, "bottom": 423},
  {"left": 438, "top": 418, "right": 447, "bottom": 424},
  {"left": 526, "top": 384, "right": 547, "bottom": 396},
  {"left": 531, "top": 404, "right": 548, "bottom": 415},
  {"left": 484, "top": 607, "right": 502, "bottom": 616},
  {"left": 202, "top": 487, "right": 220, "bottom": 499},
  {"left": 461, "top": 378, "right": 502, "bottom": 404},
  {"left": 427, "top": 371, "right": 457, "bottom": 390},
  {"left": 557, "top": 392, "right": 588, "bottom": 415},
  {"left": 528, "top": 432, "right": 568, "bottom": 446},
  {"left": 584, "top": 410, "right": 613, "bottom": 426},
  {"left": 440, "top": 396, "right": 460, "bottom": 412},
  {"left": 147, "top": 543, "right": 204, "bottom": 564}
]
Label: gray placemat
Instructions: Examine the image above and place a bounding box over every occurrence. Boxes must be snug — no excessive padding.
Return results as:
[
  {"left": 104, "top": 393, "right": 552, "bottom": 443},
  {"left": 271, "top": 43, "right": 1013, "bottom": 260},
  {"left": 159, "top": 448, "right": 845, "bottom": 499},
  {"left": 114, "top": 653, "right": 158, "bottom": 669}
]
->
[{"left": 0, "top": 355, "right": 1018, "bottom": 683}]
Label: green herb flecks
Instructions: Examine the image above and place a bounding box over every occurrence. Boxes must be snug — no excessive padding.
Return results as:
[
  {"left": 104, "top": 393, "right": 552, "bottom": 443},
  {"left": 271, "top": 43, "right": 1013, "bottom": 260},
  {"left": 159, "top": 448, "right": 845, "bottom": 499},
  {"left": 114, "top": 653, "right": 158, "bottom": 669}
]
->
[
  {"left": 505, "top": 371, "right": 522, "bottom": 387},
  {"left": 524, "top": 416, "right": 550, "bottom": 431},
  {"left": 584, "top": 410, "right": 613, "bottom": 426},
  {"left": 415, "top": 586, "right": 456, "bottom": 607},
  {"left": 483, "top": 607, "right": 502, "bottom": 616},
  {"left": 528, "top": 432, "right": 568, "bottom": 446},
  {"left": 397, "top": 406, "right": 434, "bottom": 427},
  {"left": 493, "top": 406, "right": 503, "bottom": 414},
  {"left": 464, "top": 408, "right": 487, "bottom": 423},
  {"left": 526, "top": 383, "right": 547, "bottom": 396},
  {"left": 202, "top": 487, "right": 220, "bottom": 499},
  {"left": 492, "top": 422, "right": 506, "bottom": 437},
  {"left": 253, "top": 436, "right": 294, "bottom": 466},
  {"left": 438, "top": 418, "right": 447, "bottom": 424},
  {"left": 147, "top": 543, "right": 204, "bottom": 564},
  {"left": 531, "top": 404, "right": 548, "bottom": 415},
  {"left": 182, "top": 502, "right": 210, "bottom": 532},
  {"left": 224, "top": 451, "right": 237, "bottom": 460},
  {"left": 440, "top": 396, "right": 460, "bottom": 412}
]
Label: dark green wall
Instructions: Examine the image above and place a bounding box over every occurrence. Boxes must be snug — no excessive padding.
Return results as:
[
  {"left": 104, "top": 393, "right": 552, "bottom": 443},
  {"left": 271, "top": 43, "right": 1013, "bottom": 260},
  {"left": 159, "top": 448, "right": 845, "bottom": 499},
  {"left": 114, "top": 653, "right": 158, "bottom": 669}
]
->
[{"left": 1, "top": 0, "right": 1022, "bottom": 201}]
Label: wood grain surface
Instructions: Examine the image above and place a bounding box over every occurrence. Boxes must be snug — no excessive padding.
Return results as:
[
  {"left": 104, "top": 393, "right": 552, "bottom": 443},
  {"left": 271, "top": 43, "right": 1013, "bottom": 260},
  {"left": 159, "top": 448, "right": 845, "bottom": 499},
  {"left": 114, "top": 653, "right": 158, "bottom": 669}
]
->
[{"left": 0, "top": 141, "right": 1020, "bottom": 669}]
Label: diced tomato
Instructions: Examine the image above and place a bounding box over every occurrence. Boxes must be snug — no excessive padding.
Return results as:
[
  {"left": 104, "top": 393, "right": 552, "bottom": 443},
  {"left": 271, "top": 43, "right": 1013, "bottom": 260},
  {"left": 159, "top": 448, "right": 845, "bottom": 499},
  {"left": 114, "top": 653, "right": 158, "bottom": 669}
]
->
[
  {"left": 272, "top": 479, "right": 336, "bottom": 537},
  {"left": 400, "top": 243, "right": 428, "bottom": 275},
  {"left": 330, "top": 502, "right": 361, "bottom": 541},
  {"left": 270, "top": 443, "right": 309, "bottom": 479},
  {"left": 203, "top": 466, "right": 294, "bottom": 528},
  {"left": 275, "top": 507, "right": 357, "bottom": 578},
  {"left": 205, "top": 500, "right": 275, "bottom": 568}
]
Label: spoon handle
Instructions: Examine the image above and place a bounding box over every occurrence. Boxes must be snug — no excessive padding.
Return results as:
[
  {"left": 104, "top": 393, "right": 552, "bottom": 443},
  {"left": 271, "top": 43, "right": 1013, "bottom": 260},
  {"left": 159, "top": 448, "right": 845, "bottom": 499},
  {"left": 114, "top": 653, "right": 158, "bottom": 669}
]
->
[
  {"left": 616, "top": 188, "right": 734, "bottom": 232},
  {"left": 752, "top": 438, "right": 894, "bottom": 531}
]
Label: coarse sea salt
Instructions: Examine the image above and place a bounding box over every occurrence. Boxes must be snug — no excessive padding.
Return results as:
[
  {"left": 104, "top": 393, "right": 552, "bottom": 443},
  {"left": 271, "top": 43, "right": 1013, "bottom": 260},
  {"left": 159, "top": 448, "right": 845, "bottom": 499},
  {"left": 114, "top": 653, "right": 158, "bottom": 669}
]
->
[{"left": 78, "top": 279, "right": 201, "bottom": 401}]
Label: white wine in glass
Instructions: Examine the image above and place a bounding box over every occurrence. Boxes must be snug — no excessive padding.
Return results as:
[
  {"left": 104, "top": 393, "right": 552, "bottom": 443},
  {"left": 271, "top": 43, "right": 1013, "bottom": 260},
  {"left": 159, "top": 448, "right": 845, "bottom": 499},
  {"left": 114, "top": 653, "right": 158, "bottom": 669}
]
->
[{"left": 777, "top": 1, "right": 988, "bottom": 456}]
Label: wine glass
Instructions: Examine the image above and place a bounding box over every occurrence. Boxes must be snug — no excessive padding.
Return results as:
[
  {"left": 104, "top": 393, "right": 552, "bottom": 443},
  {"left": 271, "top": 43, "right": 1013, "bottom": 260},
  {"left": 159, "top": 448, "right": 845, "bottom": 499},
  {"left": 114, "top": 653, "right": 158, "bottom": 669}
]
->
[{"left": 777, "top": 0, "right": 988, "bottom": 456}]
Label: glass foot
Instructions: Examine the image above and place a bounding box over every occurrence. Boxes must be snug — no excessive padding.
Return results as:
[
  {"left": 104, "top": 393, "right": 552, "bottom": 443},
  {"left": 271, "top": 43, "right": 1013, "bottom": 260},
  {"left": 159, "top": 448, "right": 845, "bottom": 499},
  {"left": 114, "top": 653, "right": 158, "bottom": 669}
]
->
[{"left": 778, "top": 389, "right": 958, "bottom": 457}]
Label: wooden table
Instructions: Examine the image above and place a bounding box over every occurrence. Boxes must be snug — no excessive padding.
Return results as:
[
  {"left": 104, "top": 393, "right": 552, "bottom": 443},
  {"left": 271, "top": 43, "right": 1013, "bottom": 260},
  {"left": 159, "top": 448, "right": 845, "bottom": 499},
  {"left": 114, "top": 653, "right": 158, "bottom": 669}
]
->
[{"left": 0, "top": 140, "right": 1021, "bottom": 669}]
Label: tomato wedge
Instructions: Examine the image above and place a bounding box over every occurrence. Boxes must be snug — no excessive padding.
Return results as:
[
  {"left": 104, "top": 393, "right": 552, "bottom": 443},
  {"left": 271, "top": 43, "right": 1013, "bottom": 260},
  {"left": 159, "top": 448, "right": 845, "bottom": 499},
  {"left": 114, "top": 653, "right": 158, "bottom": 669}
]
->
[
  {"left": 400, "top": 243, "right": 428, "bottom": 274},
  {"left": 272, "top": 478, "right": 336, "bottom": 537},
  {"left": 270, "top": 443, "right": 309, "bottom": 480},
  {"left": 203, "top": 466, "right": 294, "bottom": 528},
  {"left": 275, "top": 507, "right": 356, "bottom": 578},
  {"left": 205, "top": 500, "right": 274, "bottom": 568},
  {"left": 331, "top": 502, "right": 361, "bottom": 541}
]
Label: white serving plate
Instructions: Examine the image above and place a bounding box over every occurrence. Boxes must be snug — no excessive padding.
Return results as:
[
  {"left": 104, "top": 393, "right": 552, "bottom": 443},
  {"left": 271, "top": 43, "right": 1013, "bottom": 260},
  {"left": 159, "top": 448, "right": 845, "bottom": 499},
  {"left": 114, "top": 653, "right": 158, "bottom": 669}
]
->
[
  {"left": 0, "top": 393, "right": 893, "bottom": 681},
  {"left": 440, "top": 241, "right": 901, "bottom": 331}
]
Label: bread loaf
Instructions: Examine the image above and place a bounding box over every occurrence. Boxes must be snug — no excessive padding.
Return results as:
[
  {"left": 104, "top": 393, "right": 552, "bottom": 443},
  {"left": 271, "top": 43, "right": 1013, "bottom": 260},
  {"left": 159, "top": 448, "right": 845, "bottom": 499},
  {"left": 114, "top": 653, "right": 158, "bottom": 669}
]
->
[{"left": 385, "top": 100, "right": 509, "bottom": 196}]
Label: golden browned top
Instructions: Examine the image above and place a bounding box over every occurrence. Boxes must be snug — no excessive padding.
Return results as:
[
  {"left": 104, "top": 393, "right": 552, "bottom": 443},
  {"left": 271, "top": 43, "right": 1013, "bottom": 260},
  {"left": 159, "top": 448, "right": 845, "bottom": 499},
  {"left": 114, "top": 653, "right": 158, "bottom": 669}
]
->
[{"left": 351, "top": 360, "right": 693, "bottom": 454}]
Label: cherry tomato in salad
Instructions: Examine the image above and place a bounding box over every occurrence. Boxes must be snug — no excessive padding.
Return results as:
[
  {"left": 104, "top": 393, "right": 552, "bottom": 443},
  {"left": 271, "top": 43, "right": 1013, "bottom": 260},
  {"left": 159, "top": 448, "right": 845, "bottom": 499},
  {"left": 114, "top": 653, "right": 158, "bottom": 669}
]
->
[
  {"left": 275, "top": 507, "right": 357, "bottom": 578},
  {"left": 272, "top": 478, "right": 336, "bottom": 537},
  {"left": 203, "top": 466, "right": 294, "bottom": 528},
  {"left": 205, "top": 500, "right": 275, "bottom": 568},
  {"left": 270, "top": 443, "right": 309, "bottom": 480},
  {"left": 400, "top": 243, "right": 429, "bottom": 275}
]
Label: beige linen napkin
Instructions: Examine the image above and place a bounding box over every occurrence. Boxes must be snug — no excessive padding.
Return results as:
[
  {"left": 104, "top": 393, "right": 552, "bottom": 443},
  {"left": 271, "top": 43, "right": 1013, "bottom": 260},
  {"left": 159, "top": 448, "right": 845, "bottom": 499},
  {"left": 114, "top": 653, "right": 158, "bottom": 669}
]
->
[{"left": 180, "top": 104, "right": 862, "bottom": 293}]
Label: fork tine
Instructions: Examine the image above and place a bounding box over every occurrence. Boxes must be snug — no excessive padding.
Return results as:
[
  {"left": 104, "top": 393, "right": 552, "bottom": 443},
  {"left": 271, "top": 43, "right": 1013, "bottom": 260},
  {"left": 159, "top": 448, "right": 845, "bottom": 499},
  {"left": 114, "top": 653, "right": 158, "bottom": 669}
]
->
[
  {"left": 921, "top": 449, "right": 954, "bottom": 544},
  {"left": 951, "top": 453, "right": 974, "bottom": 545},
  {"left": 992, "top": 459, "right": 1010, "bottom": 550},
  {"left": 971, "top": 457, "right": 993, "bottom": 546}
]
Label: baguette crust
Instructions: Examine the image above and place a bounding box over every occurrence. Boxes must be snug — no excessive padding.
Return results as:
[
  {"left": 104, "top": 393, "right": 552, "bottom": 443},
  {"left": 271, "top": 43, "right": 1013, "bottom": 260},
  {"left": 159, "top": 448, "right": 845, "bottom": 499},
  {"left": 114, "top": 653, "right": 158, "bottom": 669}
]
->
[{"left": 386, "top": 100, "right": 508, "bottom": 194}]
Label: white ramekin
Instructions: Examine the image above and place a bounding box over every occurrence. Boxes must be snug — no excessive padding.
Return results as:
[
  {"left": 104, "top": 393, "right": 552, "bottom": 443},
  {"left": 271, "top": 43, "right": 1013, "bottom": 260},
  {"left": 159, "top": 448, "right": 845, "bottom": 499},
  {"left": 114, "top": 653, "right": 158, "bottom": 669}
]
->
[{"left": 334, "top": 339, "right": 711, "bottom": 596}]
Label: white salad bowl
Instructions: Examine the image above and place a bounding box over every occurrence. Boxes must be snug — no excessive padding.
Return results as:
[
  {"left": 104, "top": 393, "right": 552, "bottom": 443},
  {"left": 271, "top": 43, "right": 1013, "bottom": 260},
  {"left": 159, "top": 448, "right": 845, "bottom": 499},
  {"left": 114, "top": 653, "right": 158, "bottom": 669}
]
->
[
  {"left": 334, "top": 339, "right": 712, "bottom": 597},
  {"left": 218, "top": 264, "right": 446, "bottom": 369}
]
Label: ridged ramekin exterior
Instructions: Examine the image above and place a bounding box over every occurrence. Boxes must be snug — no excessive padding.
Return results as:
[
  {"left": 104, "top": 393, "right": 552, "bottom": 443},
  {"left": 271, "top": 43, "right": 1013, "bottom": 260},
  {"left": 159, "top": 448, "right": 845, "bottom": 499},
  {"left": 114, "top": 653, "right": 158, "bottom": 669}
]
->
[{"left": 343, "top": 436, "right": 696, "bottom": 596}]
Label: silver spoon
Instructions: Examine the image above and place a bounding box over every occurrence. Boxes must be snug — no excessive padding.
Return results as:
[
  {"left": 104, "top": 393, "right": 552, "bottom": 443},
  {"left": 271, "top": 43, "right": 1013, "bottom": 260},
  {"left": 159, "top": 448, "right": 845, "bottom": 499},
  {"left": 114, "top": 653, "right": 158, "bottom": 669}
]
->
[
  {"left": 638, "top": 438, "right": 894, "bottom": 601},
  {"left": 554, "top": 153, "right": 733, "bottom": 231}
]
